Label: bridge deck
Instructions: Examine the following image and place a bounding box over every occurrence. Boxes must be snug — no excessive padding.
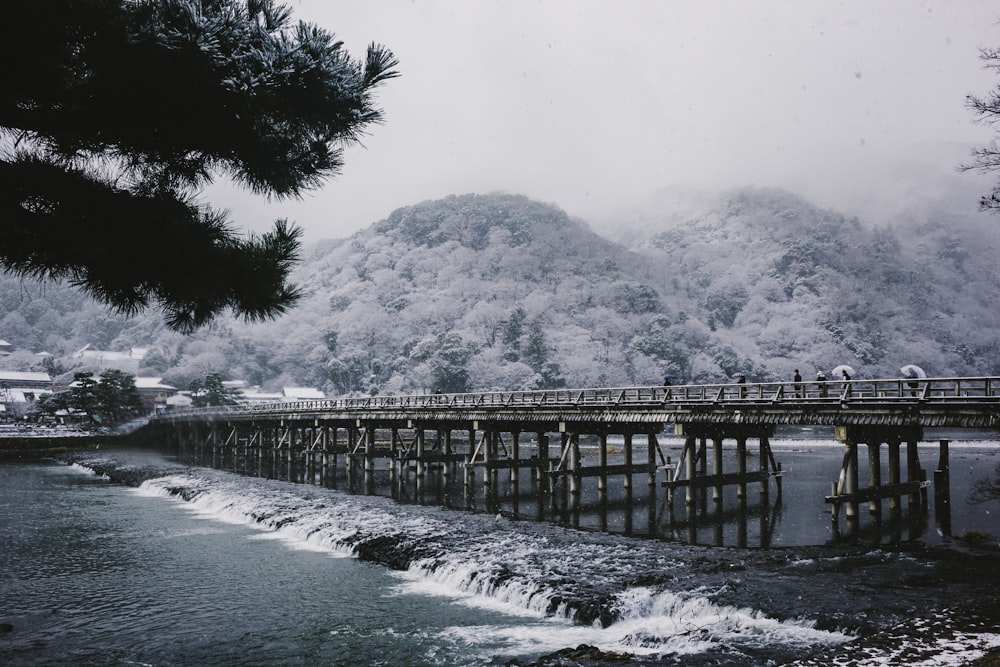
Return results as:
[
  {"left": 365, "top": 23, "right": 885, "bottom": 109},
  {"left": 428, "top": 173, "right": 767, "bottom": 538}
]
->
[{"left": 158, "top": 376, "right": 1000, "bottom": 430}]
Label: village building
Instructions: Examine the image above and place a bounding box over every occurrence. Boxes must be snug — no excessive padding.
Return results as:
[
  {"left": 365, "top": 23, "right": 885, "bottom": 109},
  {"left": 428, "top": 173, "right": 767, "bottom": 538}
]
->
[
  {"left": 283, "top": 387, "right": 325, "bottom": 401},
  {"left": 239, "top": 387, "right": 287, "bottom": 403},
  {"left": 134, "top": 377, "right": 179, "bottom": 414},
  {"left": 222, "top": 382, "right": 325, "bottom": 404},
  {"left": 72, "top": 344, "right": 149, "bottom": 374},
  {"left": 0, "top": 370, "right": 54, "bottom": 420},
  {"left": 165, "top": 393, "right": 194, "bottom": 411}
]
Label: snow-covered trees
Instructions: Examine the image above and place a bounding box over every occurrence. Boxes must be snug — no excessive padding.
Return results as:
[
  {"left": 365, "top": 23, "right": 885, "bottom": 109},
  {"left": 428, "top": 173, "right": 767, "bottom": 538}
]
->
[
  {"left": 964, "top": 43, "right": 1000, "bottom": 212},
  {"left": 4, "top": 187, "right": 1000, "bottom": 394}
]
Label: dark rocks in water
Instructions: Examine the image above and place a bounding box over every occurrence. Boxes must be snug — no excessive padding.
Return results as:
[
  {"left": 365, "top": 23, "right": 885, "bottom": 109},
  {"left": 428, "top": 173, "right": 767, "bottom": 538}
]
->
[
  {"left": 351, "top": 534, "right": 435, "bottom": 571},
  {"left": 56, "top": 451, "right": 181, "bottom": 487},
  {"left": 506, "top": 644, "right": 635, "bottom": 666},
  {"left": 0, "top": 622, "right": 13, "bottom": 633},
  {"left": 545, "top": 593, "right": 616, "bottom": 628}
]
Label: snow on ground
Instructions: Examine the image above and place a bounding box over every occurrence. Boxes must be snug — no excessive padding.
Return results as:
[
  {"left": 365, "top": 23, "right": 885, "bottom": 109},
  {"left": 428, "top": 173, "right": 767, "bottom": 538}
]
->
[{"left": 786, "top": 597, "right": 1000, "bottom": 666}]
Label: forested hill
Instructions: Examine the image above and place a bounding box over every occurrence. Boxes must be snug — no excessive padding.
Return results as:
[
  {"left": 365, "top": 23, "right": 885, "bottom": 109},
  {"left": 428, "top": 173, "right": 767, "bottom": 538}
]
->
[{"left": 1, "top": 189, "right": 999, "bottom": 394}]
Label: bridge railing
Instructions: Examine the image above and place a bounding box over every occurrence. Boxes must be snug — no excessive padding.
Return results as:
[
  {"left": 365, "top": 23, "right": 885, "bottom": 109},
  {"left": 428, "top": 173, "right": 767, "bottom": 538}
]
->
[{"left": 157, "top": 376, "right": 1000, "bottom": 421}]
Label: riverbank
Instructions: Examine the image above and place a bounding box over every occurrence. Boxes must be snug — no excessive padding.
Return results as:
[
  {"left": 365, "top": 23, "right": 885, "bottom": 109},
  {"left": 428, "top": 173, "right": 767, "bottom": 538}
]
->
[{"left": 0, "top": 423, "right": 143, "bottom": 459}]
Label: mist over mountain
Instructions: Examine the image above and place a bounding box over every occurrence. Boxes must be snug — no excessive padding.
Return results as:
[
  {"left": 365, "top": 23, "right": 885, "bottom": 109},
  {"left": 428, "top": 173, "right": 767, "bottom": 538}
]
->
[{"left": 2, "top": 185, "right": 998, "bottom": 395}]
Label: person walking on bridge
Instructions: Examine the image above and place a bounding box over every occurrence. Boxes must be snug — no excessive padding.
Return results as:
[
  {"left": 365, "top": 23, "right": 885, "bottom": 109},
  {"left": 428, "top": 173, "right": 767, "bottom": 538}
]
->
[
  {"left": 816, "top": 369, "right": 828, "bottom": 398},
  {"left": 793, "top": 369, "right": 803, "bottom": 398}
]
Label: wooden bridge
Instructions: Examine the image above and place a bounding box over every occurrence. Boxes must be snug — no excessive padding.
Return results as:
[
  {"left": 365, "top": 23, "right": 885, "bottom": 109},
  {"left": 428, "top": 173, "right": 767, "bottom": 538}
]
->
[{"left": 149, "top": 376, "right": 1000, "bottom": 541}]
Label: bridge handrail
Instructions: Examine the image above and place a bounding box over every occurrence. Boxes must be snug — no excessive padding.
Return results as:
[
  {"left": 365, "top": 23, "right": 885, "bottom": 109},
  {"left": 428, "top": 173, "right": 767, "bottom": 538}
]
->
[{"left": 156, "top": 376, "right": 1000, "bottom": 421}]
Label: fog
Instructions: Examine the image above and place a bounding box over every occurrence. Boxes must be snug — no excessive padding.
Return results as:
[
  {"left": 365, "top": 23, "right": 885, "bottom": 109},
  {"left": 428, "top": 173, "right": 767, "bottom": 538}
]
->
[{"left": 205, "top": 0, "right": 1000, "bottom": 241}]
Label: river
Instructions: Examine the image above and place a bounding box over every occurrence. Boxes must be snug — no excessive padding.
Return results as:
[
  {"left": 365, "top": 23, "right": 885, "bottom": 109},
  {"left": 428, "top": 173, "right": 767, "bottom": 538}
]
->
[{"left": 2, "top": 430, "right": 1000, "bottom": 666}]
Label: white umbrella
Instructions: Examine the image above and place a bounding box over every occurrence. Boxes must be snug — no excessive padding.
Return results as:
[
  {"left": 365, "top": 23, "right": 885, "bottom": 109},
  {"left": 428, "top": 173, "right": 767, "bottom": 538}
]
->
[
  {"left": 900, "top": 364, "right": 926, "bottom": 379},
  {"left": 831, "top": 365, "right": 855, "bottom": 378}
]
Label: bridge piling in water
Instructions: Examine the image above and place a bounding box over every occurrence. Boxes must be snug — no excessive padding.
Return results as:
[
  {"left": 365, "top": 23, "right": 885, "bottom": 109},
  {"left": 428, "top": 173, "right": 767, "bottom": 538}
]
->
[
  {"left": 935, "top": 439, "right": 952, "bottom": 536},
  {"left": 825, "top": 425, "right": 933, "bottom": 537},
  {"left": 663, "top": 424, "right": 780, "bottom": 512}
]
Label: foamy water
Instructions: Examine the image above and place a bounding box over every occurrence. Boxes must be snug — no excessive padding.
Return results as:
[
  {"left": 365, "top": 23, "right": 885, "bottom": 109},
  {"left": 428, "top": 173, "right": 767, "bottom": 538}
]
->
[{"left": 131, "top": 467, "right": 852, "bottom": 661}]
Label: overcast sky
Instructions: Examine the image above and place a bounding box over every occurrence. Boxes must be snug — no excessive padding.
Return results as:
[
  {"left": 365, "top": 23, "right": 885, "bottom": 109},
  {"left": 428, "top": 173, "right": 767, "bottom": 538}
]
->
[{"left": 206, "top": 0, "right": 1000, "bottom": 241}]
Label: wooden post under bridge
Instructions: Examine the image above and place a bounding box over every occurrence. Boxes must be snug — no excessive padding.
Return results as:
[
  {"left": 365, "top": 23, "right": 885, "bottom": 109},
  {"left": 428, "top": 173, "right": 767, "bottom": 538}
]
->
[{"left": 825, "top": 424, "right": 932, "bottom": 538}]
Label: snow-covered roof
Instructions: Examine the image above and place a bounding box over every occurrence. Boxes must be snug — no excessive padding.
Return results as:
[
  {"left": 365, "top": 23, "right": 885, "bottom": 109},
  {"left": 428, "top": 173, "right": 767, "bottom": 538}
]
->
[
  {"left": 134, "top": 377, "right": 177, "bottom": 391},
  {"left": 0, "top": 371, "right": 52, "bottom": 384},
  {"left": 2, "top": 388, "right": 52, "bottom": 403},
  {"left": 283, "top": 387, "right": 325, "bottom": 400},
  {"left": 240, "top": 390, "right": 286, "bottom": 403},
  {"left": 73, "top": 345, "right": 147, "bottom": 360}
]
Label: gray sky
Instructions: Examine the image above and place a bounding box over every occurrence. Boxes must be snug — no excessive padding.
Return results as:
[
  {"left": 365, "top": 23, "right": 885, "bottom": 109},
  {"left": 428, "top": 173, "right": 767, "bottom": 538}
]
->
[{"left": 206, "top": 0, "right": 1000, "bottom": 241}]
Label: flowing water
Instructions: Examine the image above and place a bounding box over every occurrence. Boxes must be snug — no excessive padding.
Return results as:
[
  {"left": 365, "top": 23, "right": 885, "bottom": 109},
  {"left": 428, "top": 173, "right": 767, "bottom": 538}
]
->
[{"left": 2, "top": 431, "right": 1000, "bottom": 666}]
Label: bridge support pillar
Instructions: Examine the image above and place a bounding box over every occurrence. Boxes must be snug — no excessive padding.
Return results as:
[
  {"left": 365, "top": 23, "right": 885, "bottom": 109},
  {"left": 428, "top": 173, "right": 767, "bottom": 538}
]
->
[
  {"left": 684, "top": 435, "right": 697, "bottom": 506},
  {"left": 665, "top": 425, "right": 778, "bottom": 514},
  {"left": 346, "top": 426, "right": 357, "bottom": 488},
  {"left": 712, "top": 437, "right": 723, "bottom": 503},
  {"left": 464, "top": 426, "right": 475, "bottom": 504},
  {"left": 888, "top": 439, "right": 901, "bottom": 519},
  {"left": 489, "top": 431, "right": 500, "bottom": 500},
  {"left": 935, "top": 439, "right": 952, "bottom": 537},
  {"left": 330, "top": 426, "right": 339, "bottom": 479},
  {"left": 867, "top": 442, "right": 882, "bottom": 521},
  {"left": 827, "top": 425, "right": 926, "bottom": 539},
  {"left": 443, "top": 429, "right": 452, "bottom": 483},
  {"left": 483, "top": 430, "right": 494, "bottom": 506},
  {"left": 536, "top": 432, "right": 549, "bottom": 486},
  {"left": 698, "top": 436, "right": 708, "bottom": 508},
  {"left": 568, "top": 433, "right": 581, "bottom": 521},
  {"left": 736, "top": 436, "right": 747, "bottom": 502},
  {"left": 510, "top": 431, "right": 519, "bottom": 489},
  {"left": 647, "top": 433, "right": 658, "bottom": 493},
  {"left": 907, "top": 437, "right": 921, "bottom": 511},
  {"left": 319, "top": 425, "right": 329, "bottom": 485},
  {"left": 364, "top": 425, "right": 375, "bottom": 495},
  {"left": 844, "top": 442, "right": 860, "bottom": 522},
  {"left": 623, "top": 432, "right": 633, "bottom": 501},
  {"left": 415, "top": 428, "right": 425, "bottom": 480},
  {"left": 597, "top": 432, "right": 608, "bottom": 505}
]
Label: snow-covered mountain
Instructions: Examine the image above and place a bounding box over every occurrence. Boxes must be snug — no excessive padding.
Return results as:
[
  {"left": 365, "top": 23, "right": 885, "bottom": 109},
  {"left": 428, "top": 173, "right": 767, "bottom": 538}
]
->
[{"left": 2, "top": 187, "right": 999, "bottom": 394}]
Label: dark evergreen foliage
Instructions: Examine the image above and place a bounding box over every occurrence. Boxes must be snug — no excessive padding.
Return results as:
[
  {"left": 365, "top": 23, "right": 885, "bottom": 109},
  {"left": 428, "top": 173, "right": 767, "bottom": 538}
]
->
[
  {"left": 0, "top": 0, "right": 398, "bottom": 331},
  {"left": 188, "top": 373, "right": 241, "bottom": 407},
  {"left": 35, "top": 369, "right": 143, "bottom": 424}
]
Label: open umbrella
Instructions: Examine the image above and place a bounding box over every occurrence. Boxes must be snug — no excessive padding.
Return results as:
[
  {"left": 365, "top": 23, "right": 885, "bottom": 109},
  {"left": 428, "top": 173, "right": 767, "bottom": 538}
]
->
[
  {"left": 900, "top": 364, "right": 926, "bottom": 396},
  {"left": 831, "top": 364, "right": 855, "bottom": 378}
]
